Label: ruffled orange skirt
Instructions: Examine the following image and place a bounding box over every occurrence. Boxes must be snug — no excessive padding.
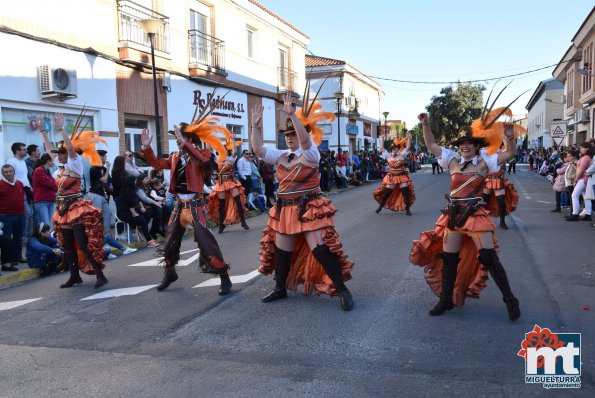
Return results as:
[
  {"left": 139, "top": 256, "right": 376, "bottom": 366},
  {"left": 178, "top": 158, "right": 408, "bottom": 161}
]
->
[
  {"left": 373, "top": 175, "right": 416, "bottom": 211},
  {"left": 485, "top": 180, "right": 518, "bottom": 216},
  {"left": 206, "top": 186, "right": 247, "bottom": 225},
  {"left": 259, "top": 197, "right": 353, "bottom": 296},
  {"left": 410, "top": 209, "right": 498, "bottom": 307},
  {"left": 485, "top": 173, "right": 505, "bottom": 190},
  {"left": 53, "top": 199, "right": 105, "bottom": 275}
]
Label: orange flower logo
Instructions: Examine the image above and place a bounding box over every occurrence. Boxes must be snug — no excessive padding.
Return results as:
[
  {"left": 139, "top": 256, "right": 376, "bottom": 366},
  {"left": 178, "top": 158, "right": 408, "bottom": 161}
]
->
[{"left": 518, "top": 325, "right": 566, "bottom": 369}]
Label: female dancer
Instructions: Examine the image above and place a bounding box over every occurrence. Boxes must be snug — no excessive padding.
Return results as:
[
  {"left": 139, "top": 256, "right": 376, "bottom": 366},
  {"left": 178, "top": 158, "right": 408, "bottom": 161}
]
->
[
  {"left": 480, "top": 147, "right": 519, "bottom": 230},
  {"left": 207, "top": 133, "right": 249, "bottom": 233},
  {"left": 251, "top": 92, "right": 354, "bottom": 311},
  {"left": 373, "top": 132, "right": 415, "bottom": 215},
  {"left": 410, "top": 112, "right": 521, "bottom": 321},
  {"left": 40, "top": 113, "right": 108, "bottom": 289}
]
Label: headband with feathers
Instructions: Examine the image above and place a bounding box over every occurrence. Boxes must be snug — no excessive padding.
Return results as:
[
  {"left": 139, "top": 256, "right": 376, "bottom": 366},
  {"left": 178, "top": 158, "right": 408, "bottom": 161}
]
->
[
  {"left": 180, "top": 89, "right": 232, "bottom": 160},
  {"left": 392, "top": 137, "right": 408, "bottom": 148},
  {"left": 294, "top": 78, "right": 335, "bottom": 146},
  {"left": 55, "top": 107, "right": 106, "bottom": 166},
  {"left": 471, "top": 82, "right": 528, "bottom": 155}
]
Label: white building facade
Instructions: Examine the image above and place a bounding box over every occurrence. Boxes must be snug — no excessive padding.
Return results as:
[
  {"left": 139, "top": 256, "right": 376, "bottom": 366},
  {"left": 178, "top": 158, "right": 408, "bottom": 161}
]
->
[{"left": 525, "top": 79, "right": 565, "bottom": 149}]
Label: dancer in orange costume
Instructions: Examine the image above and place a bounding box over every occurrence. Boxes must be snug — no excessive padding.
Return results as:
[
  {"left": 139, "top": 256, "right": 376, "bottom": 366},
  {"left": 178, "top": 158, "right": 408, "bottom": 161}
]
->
[
  {"left": 480, "top": 150, "right": 519, "bottom": 230},
  {"left": 373, "top": 132, "right": 415, "bottom": 215},
  {"left": 140, "top": 97, "right": 233, "bottom": 295},
  {"left": 207, "top": 132, "right": 249, "bottom": 234},
  {"left": 410, "top": 111, "right": 520, "bottom": 321},
  {"left": 251, "top": 90, "right": 354, "bottom": 311},
  {"left": 39, "top": 112, "right": 108, "bottom": 289}
]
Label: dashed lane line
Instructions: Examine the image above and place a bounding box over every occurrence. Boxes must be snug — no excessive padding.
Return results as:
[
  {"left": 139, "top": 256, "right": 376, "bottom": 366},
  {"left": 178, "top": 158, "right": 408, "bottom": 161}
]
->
[
  {"left": 128, "top": 248, "right": 200, "bottom": 267},
  {"left": 80, "top": 285, "right": 158, "bottom": 301},
  {"left": 0, "top": 298, "right": 42, "bottom": 311},
  {"left": 193, "top": 269, "right": 260, "bottom": 288}
]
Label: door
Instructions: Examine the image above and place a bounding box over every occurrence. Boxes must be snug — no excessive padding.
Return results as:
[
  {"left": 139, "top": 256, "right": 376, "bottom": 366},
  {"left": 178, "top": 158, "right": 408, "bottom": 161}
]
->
[{"left": 190, "top": 5, "right": 211, "bottom": 65}]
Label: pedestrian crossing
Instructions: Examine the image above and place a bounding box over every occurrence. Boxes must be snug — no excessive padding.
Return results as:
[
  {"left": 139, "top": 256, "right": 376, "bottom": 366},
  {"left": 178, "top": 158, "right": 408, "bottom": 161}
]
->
[{"left": 0, "top": 249, "right": 261, "bottom": 311}]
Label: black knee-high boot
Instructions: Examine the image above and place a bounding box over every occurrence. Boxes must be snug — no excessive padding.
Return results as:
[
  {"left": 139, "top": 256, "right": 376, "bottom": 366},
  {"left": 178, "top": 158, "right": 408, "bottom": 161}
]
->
[
  {"left": 218, "top": 199, "right": 226, "bottom": 234},
  {"left": 218, "top": 272, "right": 232, "bottom": 296},
  {"left": 482, "top": 192, "right": 491, "bottom": 204},
  {"left": 429, "top": 252, "right": 459, "bottom": 316},
  {"left": 312, "top": 245, "right": 353, "bottom": 311},
  {"left": 59, "top": 250, "right": 83, "bottom": 288},
  {"left": 496, "top": 195, "right": 508, "bottom": 229},
  {"left": 262, "top": 247, "right": 292, "bottom": 302},
  {"left": 478, "top": 248, "right": 520, "bottom": 321},
  {"left": 73, "top": 224, "right": 107, "bottom": 289},
  {"left": 401, "top": 187, "right": 412, "bottom": 216},
  {"left": 233, "top": 195, "right": 249, "bottom": 230},
  {"left": 376, "top": 188, "right": 394, "bottom": 213}
]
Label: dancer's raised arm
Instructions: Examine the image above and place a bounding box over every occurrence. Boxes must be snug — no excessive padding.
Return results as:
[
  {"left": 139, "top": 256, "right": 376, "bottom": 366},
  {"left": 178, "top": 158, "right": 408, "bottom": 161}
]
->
[
  {"left": 279, "top": 92, "right": 311, "bottom": 150},
  {"left": 251, "top": 104, "right": 265, "bottom": 158},
  {"left": 418, "top": 113, "right": 442, "bottom": 159},
  {"left": 54, "top": 113, "right": 77, "bottom": 159},
  {"left": 497, "top": 123, "right": 517, "bottom": 165}
]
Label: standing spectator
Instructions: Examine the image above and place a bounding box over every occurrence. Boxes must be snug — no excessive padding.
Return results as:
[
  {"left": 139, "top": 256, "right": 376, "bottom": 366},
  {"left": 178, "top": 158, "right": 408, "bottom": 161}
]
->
[
  {"left": 319, "top": 152, "right": 330, "bottom": 192},
  {"left": 0, "top": 164, "right": 26, "bottom": 263},
  {"left": 27, "top": 222, "right": 63, "bottom": 277},
  {"left": 528, "top": 153, "right": 534, "bottom": 171},
  {"left": 25, "top": 144, "right": 40, "bottom": 185},
  {"left": 237, "top": 149, "right": 253, "bottom": 196},
  {"left": 87, "top": 149, "right": 112, "bottom": 231},
  {"left": 361, "top": 153, "right": 371, "bottom": 181},
  {"left": 32, "top": 153, "right": 57, "bottom": 226},
  {"left": 564, "top": 150, "right": 578, "bottom": 213},
  {"left": 336, "top": 147, "right": 347, "bottom": 177},
  {"left": 507, "top": 154, "right": 517, "bottom": 174},
  {"left": 7, "top": 142, "right": 33, "bottom": 251},
  {"left": 259, "top": 159, "right": 276, "bottom": 208},
  {"left": 0, "top": 225, "right": 17, "bottom": 272},
  {"left": 124, "top": 150, "right": 142, "bottom": 177},
  {"left": 551, "top": 152, "right": 567, "bottom": 213},
  {"left": 351, "top": 151, "right": 361, "bottom": 174},
  {"left": 567, "top": 142, "right": 593, "bottom": 221}
]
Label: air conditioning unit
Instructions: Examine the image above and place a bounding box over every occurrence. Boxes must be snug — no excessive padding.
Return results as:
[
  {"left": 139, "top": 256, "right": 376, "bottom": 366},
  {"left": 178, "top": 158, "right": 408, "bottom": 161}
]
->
[
  {"left": 38, "top": 66, "right": 78, "bottom": 99},
  {"left": 575, "top": 108, "right": 590, "bottom": 123}
]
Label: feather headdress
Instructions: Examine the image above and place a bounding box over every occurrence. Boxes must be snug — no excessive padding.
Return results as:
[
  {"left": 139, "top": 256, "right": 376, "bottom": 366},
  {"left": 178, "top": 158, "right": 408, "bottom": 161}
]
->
[
  {"left": 392, "top": 137, "right": 408, "bottom": 149},
  {"left": 179, "top": 89, "right": 232, "bottom": 160},
  {"left": 294, "top": 78, "right": 335, "bottom": 146},
  {"left": 54, "top": 107, "right": 106, "bottom": 166},
  {"left": 471, "top": 82, "right": 528, "bottom": 155}
]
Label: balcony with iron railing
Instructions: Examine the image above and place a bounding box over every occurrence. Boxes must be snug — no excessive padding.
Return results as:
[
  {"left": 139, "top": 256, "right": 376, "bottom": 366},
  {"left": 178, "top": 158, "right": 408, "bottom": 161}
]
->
[
  {"left": 278, "top": 67, "right": 297, "bottom": 93},
  {"left": 117, "top": 0, "right": 170, "bottom": 60},
  {"left": 188, "top": 30, "right": 225, "bottom": 71}
]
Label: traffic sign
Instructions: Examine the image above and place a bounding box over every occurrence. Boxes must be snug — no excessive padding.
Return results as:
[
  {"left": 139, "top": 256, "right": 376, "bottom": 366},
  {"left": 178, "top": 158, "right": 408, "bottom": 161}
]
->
[
  {"left": 553, "top": 136, "right": 565, "bottom": 147},
  {"left": 550, "top": 121, "right": 567, "bottom": 138}
]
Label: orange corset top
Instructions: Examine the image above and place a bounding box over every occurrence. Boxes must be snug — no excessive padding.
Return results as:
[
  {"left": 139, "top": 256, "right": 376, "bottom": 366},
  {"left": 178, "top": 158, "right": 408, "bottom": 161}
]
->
[
  {"left": 449, "top": 173, "right": 485, "bottom": 199},
  {"left": 389, "top": 159, "right": 405, "bottom": 171},
  {"left": 218, "top": 163, "right": 233, "bottom": 175},
  {"left": 277, "top": 163, "right": 319, "bottom": 198},
  {"left": 56, "top": 175, "right": 82, "bottom": 196}
]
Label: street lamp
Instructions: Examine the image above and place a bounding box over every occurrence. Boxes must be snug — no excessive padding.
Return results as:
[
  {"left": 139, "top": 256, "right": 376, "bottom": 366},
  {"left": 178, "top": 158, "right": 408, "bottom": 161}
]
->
[
  {"left": 334, "top": 92, "right": 344, "bottom": 152},
  {"left": 382, "top": 111, "right": 389, "bottom": 142},
  {"left": 139, "top": 18, "right": 163, "bottom": 156}
]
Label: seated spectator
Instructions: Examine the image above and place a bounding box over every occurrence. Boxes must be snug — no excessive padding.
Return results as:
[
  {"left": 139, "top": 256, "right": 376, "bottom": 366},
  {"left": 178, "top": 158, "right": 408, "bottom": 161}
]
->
[
  {"left": 27, "top": 222, "right": 63, "bottom": 277},
  {"left": 116, "top": 174, "right": 158, "bottom": 247},
  {"left": 135, "top": 173, "right": 163, "bottom": 239},
  {"left": 104, "top": 233, "right": 137, "bottom": 256},
  {"left": 247, "top": 186, "right": 267, "bottom": 213}
]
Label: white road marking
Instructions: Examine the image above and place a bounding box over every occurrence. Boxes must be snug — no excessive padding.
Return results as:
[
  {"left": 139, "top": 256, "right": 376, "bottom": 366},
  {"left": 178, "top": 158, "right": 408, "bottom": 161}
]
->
[
  {"left": 0, "top": 298, "right": 42, "bottom": 311},
  {"left": 193, "top": 269, "right": 260, "bottom": 288},
  {"left": 128, "top": 248, "right": 200, "bottom": 267},
  {"left": 538, "top": 200, "right": 552, "bottom": 204},
  {"left": 525, "top": 196, "right": 531, "bottom": 200},
  {"left": 80, "top": 285, "right": 158, "bottom": 301}
]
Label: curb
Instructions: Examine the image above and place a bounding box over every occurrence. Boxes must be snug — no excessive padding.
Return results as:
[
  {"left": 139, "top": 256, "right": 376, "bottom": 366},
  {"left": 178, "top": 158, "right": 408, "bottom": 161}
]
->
[{"left": 0, "top": 268, "right": 40, "bottom": 289}]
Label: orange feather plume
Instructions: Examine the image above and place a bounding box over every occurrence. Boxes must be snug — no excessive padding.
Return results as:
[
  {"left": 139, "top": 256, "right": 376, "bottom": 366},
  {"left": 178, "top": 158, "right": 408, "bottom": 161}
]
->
[
  {"left": 296, "top": 102, "right": 335, "bottom": 146},
  {"left": 183, "top": 116, "right": 231, "bottom": 160},
  {"left": 472, "top": 107, "right": 527, "bottom": 155},
  {"left": 393, "top": 137, "right": 408, "bottom": 148},
  {"left": 70, "top": 130, "right": 107, "bottom": 166}
]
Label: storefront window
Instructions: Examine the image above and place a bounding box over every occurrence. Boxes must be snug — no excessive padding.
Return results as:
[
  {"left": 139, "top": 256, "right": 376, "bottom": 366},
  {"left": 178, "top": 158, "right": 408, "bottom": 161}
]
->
[{"left": 1, "top": 107, "right": 93, "bottom": 162}]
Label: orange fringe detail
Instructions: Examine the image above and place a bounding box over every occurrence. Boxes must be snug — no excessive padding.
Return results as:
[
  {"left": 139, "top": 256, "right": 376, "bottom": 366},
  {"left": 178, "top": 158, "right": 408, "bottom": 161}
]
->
[
  {"left": 410, "top": 210, "right": 498, "bottom": 307},
  {"left": 372, "top": 176, "right": 416, "bottom": 211},
  {"left": 53, "top": 200, "right": 105, "bottom": 275}
]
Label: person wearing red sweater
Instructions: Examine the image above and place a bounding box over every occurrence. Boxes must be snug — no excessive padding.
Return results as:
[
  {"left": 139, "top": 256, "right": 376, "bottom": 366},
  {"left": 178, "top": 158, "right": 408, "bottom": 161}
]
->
[
  {"left": 0, "top": 164, "right": 25, "bottom": 264},
  {"left": 32, "top": 153, "right": 58, "bottom": 226}
]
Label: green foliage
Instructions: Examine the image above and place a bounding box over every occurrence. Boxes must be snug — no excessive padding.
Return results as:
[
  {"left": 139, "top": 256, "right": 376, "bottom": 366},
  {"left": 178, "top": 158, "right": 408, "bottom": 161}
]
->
[{"left": 426, "top": 82, "right": 485, "bottom": 144}]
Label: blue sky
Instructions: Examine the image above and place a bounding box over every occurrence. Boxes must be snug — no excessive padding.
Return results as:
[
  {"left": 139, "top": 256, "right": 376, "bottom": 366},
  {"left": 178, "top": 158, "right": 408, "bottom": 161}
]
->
[{"left": 257, "top": 1, "right": 593, "bottom": 126}]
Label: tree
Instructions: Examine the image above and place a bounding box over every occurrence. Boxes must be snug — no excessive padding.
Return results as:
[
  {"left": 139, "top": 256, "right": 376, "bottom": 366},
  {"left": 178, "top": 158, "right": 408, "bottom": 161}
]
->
[{"left": 426, "top": 82, "right": 485, "bottom": 145}]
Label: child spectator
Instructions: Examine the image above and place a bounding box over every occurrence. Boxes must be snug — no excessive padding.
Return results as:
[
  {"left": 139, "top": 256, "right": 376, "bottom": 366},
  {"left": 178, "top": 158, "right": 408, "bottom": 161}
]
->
[
  {"left": 247, "top": 186, "right": 268, "bottom": 213},
  {"left": 27, "top": 222, "right": 63, "bottom": 277}
]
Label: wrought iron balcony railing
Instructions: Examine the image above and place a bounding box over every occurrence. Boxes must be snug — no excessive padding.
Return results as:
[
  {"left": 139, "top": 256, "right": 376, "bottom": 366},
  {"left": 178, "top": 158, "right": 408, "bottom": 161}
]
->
[
  {"left": 278, "top": 67, "right": 297, "bottom": 93},
  {"left": 188, "top": 30, "right": 225, "bottom": 71},
  {"left": 117, "top": 0, "right": 169, "bottom": 53}
]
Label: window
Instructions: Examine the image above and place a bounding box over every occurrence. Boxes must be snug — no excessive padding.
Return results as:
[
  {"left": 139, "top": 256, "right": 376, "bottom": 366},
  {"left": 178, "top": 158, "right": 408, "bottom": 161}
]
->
[
  {"left": 226, "top": 124, "right": 243, "bottom": 152},
  {"left": 190, "top": 7, "right": 210, "bottom": 64},
  {"left": 247, "top": 27, "right": 255, "bottom": 58},
  {"left": 278, "top": 46, "right": 289, "bottom": 88}
]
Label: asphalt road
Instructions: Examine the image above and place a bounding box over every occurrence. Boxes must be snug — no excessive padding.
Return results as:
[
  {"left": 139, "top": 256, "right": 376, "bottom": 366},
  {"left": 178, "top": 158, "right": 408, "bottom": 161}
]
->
[{"left": 0, "top": 165, "right": 592, "bottom": 397}]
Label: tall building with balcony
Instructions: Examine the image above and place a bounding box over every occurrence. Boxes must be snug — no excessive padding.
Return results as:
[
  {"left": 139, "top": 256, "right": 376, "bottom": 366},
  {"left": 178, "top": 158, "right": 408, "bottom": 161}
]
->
[
  {"left": 304, "top": 55, "right": 384, "bottom": 154},
  {"left": 552, "top": 6, "right": 595, "bottom": 144},
  {"left": 0, "top": 0, "right": 309, "bottom": 164}
]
